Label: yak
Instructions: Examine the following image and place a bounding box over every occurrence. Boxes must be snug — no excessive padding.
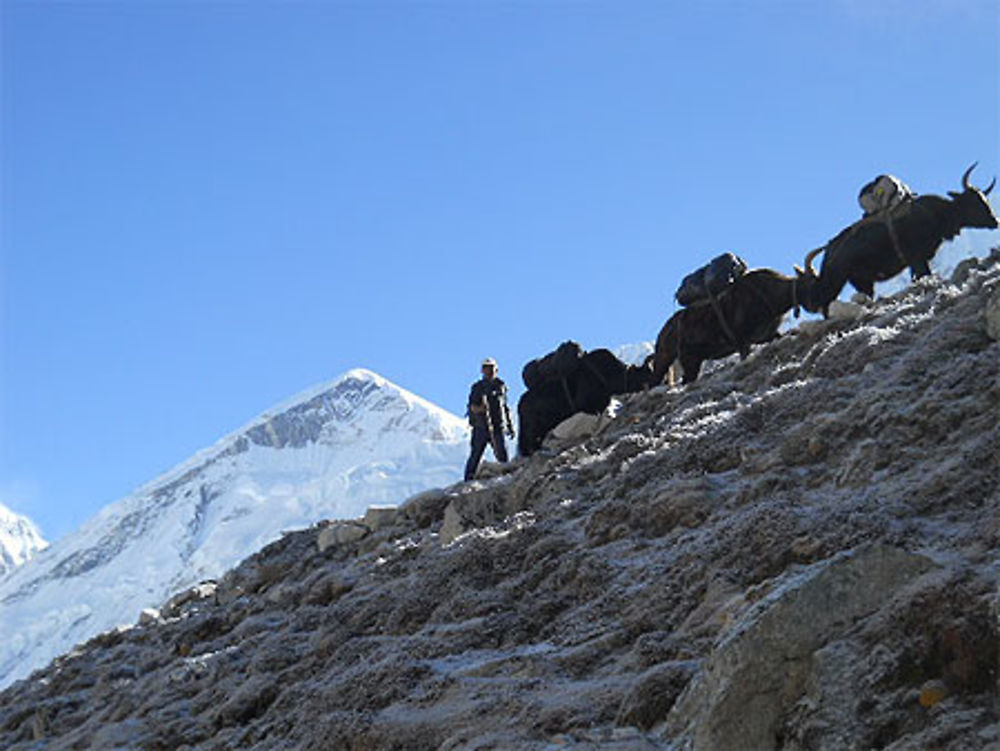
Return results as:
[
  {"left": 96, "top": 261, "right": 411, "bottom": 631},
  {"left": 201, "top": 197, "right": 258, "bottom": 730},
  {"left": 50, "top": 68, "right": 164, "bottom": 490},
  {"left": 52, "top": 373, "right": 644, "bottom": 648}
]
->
[
  {"left": 650, "top": 268, "right": 812, "bottom": 386},
  {"left": 517, "top": 347, "right": 652, "bottom": 457},
  {"left": 804, "top": 163, "right": 997, "bottom": 317}
]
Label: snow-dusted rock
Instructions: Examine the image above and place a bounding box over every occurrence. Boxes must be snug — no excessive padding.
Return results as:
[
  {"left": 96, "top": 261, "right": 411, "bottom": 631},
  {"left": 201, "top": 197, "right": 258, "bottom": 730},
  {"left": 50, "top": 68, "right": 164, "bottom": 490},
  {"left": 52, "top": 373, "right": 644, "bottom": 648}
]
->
[
  {"left": 160, "top": 581, "right": 217, "bottom": 618},
  {"left": 828, "top": 298, "right": 867, "bottom": 319}
]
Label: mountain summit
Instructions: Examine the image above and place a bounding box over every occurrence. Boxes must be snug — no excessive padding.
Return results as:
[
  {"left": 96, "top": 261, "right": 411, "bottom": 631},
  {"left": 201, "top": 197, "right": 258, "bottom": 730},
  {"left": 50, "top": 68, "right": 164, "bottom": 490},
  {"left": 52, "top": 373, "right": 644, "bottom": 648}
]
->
[
  {"left": 0, "top": 368, "right": 469, "bottom": 690},
  {"left": 0, "top": 503, "right": 47, "bottom": 578}
]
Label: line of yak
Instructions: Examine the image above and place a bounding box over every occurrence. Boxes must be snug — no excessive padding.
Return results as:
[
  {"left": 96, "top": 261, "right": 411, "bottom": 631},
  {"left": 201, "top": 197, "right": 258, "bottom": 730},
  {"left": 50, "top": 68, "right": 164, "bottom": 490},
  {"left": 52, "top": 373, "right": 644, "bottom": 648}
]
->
[{"left": 516, "top": 164, "right": 998, "bottom": 457}]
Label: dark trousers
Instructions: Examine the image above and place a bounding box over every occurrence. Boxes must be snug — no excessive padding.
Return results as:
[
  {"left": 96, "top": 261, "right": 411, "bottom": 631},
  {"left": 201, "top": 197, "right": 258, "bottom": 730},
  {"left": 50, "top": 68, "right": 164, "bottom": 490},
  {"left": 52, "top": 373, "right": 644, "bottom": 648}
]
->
[{"left": 464, "top": 424, "right": 508, "bottom": 481}]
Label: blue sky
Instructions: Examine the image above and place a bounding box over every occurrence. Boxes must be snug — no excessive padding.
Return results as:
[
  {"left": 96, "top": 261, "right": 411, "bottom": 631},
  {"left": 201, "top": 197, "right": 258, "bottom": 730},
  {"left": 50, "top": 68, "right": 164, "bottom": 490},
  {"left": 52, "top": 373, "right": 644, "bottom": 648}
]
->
[{"left": 2, "top": 0, "right": 998, "bottom": 541}]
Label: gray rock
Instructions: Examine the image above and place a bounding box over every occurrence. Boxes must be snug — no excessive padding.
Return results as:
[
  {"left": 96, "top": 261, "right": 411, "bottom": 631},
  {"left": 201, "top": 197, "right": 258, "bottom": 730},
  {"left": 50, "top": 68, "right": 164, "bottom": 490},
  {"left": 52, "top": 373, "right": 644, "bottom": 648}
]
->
[
  {"left": 439, "top": 501, "right": 467, "bottom": 546},
  {"left": 475, "top": 459, "right": 515, "bottom": 480},
  {"left": 161, "top": 581, "right": 218, "bottom": 618},
  {"left": 543, "top": 406, "right": 618, "bottom": 452},
  {"left": 316, "top": 520, "right": 369, "bottom": 552},
  {"left": 829, "top": 299, "right": 866, "bottom": 319},
  {"left": 986, "top": 285, "right": 1000, "bottom": 341},
  {"left": 364, "top": 505, "right": 398, "bottom": 531},
  {"left": 951, "top": 256, "right": 980, "bottom": 286},
  {"left": 400, "top": 487, "right": 453, "bottom": 528},
  {"left": 665, "top": 545, "right": 936, "bottom": 750},
  {"left": 437, "top": 480, "right": 525, "bottom": 546},
  {"left": 617, "top": 660, "right": 700, "bottom": 730}
]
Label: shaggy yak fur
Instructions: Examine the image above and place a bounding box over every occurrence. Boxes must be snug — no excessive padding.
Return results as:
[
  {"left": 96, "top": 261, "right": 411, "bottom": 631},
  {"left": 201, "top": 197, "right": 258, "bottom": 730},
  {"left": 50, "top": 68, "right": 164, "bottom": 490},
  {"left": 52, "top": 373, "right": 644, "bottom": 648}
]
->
[
  {"left": 650, "top": 268, "right": 812, "bottom": 386},
  {"left": 517, "top": 348, "right": 652, "bottom": 457},
  {"left": 804, "top": 163, "right": 997, "bottom": 317}
]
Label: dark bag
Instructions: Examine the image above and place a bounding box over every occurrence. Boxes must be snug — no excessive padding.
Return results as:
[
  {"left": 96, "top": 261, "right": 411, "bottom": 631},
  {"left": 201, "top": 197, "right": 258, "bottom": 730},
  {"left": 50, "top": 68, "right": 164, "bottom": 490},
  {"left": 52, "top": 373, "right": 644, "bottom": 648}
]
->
[
  {"left": 522, "top": 340, "right": 584, "bottom": 390},
  {"left": 675, "top": 253, "right": 748, "bottom": 307}
]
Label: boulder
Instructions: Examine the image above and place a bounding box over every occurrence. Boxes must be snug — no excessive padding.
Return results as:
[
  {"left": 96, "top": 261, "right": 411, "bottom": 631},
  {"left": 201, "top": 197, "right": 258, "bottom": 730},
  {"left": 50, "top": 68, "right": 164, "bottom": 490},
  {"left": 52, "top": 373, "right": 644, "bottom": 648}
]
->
[
  {"left": 439, "top": 502, "right": 469, "bottom": 547},
  {"left": 363, "top": 505, "right": 398, "bottom": 531},
  {"left": 829, "top": 299, "right": 866, "bottom": 320},
  {"left": 951, "top": 256, "right": 980, "bottom": 286},
  {"left": 543, "top": 408, "right": 617, "bottom": 452},
  {"left": 475, "top": 460, "right": 515, "bottom": 480},
  {"left": 665, "top": 545, "right": 936, "bottom": 750},
  {"left": 617, "top": 660, "right": 700, "bottom": 730},
  {"left": 316, "top": 521, "right": 369, "bottom": 553},
  {"left": 161, "top": 581, "right": 218, "bottom": 618},
  {"left": 438, "top": 484, "right": 524, "bottom": 546},
  {"left": 400, "top": 488, "right": 453, "bottom": 528}
]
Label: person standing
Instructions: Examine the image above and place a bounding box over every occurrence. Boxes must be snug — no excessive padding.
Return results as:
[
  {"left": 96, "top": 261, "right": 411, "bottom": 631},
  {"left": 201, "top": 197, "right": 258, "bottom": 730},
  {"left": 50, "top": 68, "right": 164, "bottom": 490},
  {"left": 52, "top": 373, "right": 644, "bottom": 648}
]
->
[{"left": 464, "top": 357, "right": 514, "bottom": 481}]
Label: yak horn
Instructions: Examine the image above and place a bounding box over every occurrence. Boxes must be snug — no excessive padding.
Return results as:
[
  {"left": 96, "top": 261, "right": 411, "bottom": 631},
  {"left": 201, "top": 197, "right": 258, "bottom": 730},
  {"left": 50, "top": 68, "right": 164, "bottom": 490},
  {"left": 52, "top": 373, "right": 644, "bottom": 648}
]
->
[
  {"left": 962, "top": 162, "right": 979, "bottom": 191},
  {"left": 804, "top": 246, "right": 824, "bottom": 275},
  {"left": 985, "top": 176, "right": 996, "bottom": 196}
]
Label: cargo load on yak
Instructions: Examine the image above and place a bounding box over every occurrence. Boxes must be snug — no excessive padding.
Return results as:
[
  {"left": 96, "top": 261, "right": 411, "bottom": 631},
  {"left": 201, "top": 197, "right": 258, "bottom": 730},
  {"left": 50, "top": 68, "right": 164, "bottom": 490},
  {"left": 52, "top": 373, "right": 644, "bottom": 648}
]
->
[
  {"left": 675, "top": 252, "right": 748, "bottom": 307},
  {"left": 851, "top": 173, "right": 917, "bottom": 268},
  {"left": 858, "top": 174, "right": 914, "bottom": 217},
  {"left": 522, "top": 340, "right": 583, "bottom": 391}
]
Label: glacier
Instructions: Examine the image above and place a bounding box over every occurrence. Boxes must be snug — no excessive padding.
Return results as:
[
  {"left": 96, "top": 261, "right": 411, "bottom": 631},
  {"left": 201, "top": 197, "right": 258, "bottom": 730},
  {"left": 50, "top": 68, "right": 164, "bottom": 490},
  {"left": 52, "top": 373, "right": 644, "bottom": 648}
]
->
[{"left": 0, "top": 368, "right": 470, "bottom": 690}]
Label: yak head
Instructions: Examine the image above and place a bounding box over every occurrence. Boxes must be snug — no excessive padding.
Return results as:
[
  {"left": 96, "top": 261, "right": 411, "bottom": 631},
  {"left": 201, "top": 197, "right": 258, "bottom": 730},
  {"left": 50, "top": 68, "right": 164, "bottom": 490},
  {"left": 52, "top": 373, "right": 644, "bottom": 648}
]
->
[
  {"left": 791, "top": 262, "right": 823, "bottom": 314},
  {"left": 948, "top": 163, "right": 998, "bottom": 230}
]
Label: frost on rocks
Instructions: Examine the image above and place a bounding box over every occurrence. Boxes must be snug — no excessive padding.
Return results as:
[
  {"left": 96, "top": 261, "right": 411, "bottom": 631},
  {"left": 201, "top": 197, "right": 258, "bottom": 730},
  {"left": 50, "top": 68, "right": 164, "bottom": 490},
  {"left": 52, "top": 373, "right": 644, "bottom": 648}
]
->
[
  {"left": 986, "top": 285, "right": 1000, "bottom": 341},
  {"left": 1, "top": 252, "right": 999, "bottom": 750}
]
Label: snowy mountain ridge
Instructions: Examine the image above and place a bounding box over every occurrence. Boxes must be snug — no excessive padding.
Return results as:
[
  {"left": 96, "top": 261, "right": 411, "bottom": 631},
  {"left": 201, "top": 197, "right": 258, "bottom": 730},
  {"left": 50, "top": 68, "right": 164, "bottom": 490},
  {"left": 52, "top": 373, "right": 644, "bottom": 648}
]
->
[
  {"left": 0, "top": 368, "right": 470, "bottom": 690},
  {"left": 111, "top": 368, "right": 460, "bottom": 503},
  {"left": 0, "top": 504, "right": 47, "bottom": 579}
]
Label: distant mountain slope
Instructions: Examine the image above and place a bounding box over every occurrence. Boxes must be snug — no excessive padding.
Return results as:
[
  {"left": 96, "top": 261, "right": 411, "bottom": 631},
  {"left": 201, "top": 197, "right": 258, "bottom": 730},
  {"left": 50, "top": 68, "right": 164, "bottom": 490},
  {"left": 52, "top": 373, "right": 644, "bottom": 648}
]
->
[
  {"left": 0, "top": 369, "right": 469, "bottom": 690},
  {"left": 0, "top": 504, "right": 47, "bottom": 578}
]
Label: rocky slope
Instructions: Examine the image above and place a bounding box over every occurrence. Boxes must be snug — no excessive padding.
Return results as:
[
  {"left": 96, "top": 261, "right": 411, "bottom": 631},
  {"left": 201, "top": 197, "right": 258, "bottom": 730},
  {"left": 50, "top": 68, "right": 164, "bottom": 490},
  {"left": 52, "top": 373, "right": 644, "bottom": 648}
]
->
[
  {"left": 0, "top": 504, "right": 47, "bottom": 579},
  {"left": 0, "top": 369, "right": 468, "bottom": 691},
  {"left": 1, "top": 252, "right": 999, "bottom": 750}
]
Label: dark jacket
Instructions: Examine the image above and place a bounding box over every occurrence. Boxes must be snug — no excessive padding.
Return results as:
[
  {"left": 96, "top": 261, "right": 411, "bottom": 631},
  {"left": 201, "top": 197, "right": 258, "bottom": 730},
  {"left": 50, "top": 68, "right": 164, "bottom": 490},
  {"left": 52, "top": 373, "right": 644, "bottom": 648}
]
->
[{"left": 467, "top": 377, "right": 512, "bottom": 433}]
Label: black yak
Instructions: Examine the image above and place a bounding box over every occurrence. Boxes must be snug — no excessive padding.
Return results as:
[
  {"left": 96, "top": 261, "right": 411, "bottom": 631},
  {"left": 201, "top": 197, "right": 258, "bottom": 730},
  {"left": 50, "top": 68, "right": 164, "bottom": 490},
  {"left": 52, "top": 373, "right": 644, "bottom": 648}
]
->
[
  {"left": 804, "top": 163, "right": 997, "bottom": 317},
  {"left": 650, "top": 268, "right": 812, "bottom": 385},
  {"left": 517, "top": 346, "right": 652, "bottom": 457}
]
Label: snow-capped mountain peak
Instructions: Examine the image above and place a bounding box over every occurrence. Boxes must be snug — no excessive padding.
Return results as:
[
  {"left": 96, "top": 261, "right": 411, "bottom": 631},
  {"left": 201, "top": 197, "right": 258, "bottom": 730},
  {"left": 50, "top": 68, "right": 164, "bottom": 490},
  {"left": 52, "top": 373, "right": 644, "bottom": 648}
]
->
[
  {"left": 0, "top": 504, "right": 47, "bottom": 579},
  {"left": 0, "top": 369, "right": 469, "bottom": 690}
]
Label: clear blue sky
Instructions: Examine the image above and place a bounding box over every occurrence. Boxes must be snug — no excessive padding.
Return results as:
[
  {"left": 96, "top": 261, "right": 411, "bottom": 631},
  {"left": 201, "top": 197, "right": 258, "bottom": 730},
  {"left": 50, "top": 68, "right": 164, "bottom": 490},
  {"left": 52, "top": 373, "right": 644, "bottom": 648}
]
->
[{"left": 2, "top": 0, "right": 998, "bottom": 541}]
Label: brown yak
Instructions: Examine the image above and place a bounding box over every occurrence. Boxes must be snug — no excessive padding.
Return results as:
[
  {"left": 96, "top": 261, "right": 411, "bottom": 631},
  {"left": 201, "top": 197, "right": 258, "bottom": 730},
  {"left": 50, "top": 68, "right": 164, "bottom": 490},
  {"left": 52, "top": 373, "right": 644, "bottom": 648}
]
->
[{"left": 650, "top": 268, "right": 813, "bottom": 385}]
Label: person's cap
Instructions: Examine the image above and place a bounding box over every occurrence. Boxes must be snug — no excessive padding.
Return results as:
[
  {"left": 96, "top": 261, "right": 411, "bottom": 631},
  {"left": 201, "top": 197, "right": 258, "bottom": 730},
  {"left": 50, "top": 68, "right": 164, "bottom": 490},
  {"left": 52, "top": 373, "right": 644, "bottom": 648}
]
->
[{"left": 481, "top": 357, "right": 498, "bottom": 368}]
